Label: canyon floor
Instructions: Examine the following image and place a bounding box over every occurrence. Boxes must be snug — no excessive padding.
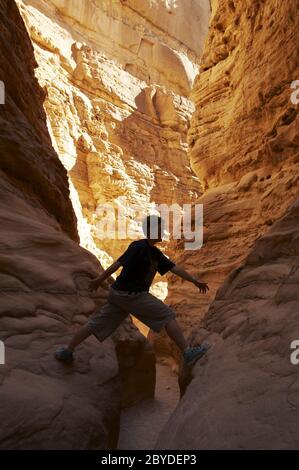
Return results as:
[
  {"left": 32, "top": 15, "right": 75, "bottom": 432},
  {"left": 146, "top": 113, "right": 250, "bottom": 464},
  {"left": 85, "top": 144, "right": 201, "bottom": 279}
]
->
[{"left": 117, "top": 360, "right": 180, "bottom": 450}]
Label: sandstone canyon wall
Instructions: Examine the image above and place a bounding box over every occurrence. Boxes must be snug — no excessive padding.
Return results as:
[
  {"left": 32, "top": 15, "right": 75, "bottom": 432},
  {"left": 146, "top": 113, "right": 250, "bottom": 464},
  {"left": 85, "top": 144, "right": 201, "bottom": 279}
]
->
[
  {"left": 154, "top": 0, "right": 299, "bottom": 361},
  {"left": 16, "top": 0, "right": 210, "bottom": 308},
  {"left": 1, "top": 0, "right": 298, "bottom": 451},
  {"left": 156, "top": 0, "right": 299, "bottom": 449},
  {"left": 157, "top": 196, "right": 299, "bottom": 449},
  {"left": 0, "top": 0, "right": 155, "bottom": 450}
]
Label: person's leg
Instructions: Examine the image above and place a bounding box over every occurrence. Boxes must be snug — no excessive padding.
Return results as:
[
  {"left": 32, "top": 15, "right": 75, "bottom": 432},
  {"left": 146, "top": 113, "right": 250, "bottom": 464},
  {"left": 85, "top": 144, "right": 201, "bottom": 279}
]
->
[
  {"left": 127, "top": 292, "right": 210, "bottom": 365},
  {"left": 123, "top": 291, "right": 189, "bottom": 352},
  {"left": 54, "top": 324, "right": 92, "bottom": 362},
  {"left": 164, "top": 318, "right": 211, "bottom": 364},
  {"left": 164, "top": 318, "right": 189, "bottom": 351},
  {"left": 67, "top": 324, "right": 92, "bottom": 351},
  {"left": 55, "top": 297, "right": 128, "bottom": 362}
]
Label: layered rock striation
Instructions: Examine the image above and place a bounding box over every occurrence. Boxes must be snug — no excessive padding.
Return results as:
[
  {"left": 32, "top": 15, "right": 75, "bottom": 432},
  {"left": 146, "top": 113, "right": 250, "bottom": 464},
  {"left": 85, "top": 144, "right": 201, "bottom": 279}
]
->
[
  {"left": 159, "top": 0, "right": 299, "bottom": 359},
  {"left": 156, "top": 0, "right": 299, "bottom": 449},
  {"left": 16, "top": 0, "right": 210, "bottom": 285},
  {"left": 0, "top": 0, "right": 154, "bottom": 450},
  {"left": 157, "top": 197, "right": 299, "bottom": 449}
]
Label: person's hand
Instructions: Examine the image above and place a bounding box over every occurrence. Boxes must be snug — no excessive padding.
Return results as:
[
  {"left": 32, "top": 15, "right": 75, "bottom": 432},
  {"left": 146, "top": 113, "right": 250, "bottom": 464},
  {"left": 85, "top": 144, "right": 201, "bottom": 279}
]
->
[
  {"left": 194, "top": 280, "right": 209, "bottom": 293},
  {"left": 88, "top": 278, "right": 101, "bottom": 292}
]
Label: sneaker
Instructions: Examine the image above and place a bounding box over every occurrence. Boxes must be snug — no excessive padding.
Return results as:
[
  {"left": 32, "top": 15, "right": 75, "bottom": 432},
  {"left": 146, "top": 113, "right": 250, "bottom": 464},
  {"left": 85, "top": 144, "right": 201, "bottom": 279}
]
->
[
  {"left": 54, "top": 347, "right": 74, "bottom": 363},
  {"left": 183, "top": 343, "right": 211, "bottom": 366}
]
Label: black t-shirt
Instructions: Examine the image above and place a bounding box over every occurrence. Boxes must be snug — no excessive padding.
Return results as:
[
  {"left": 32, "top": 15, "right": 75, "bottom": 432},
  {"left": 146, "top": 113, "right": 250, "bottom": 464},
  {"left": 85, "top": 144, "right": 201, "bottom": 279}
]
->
[{"left": 112, "top": 239, "right": 176, "bottom": 292}]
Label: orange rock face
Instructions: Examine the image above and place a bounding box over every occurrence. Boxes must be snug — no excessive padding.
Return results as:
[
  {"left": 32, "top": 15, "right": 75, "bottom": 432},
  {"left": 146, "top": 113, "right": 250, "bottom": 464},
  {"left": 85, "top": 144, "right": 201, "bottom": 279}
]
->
[
  {"left": 0, "top": 0, "right": 154, "bottom": 449},
  {"left": 16, "top": 0, "right": 209, "bottom": 289},
  {"left": 156, "top": 0, "right": 299, "bottom": 449},
  {"left": 157, "top": 197, "right": 299, "bottom": 449},
  {"left": 160, "top": 0, "right": 299, "bottom": 356},
  {"left": 1, "top": 0, "right": 298, "bottom": 451}
]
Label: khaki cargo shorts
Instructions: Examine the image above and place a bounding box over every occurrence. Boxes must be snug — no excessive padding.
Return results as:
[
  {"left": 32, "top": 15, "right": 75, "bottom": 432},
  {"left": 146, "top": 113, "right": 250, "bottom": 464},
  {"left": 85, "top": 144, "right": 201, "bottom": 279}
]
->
[{"left": 87, "top": 286, "right": 176, "bottom": 342}]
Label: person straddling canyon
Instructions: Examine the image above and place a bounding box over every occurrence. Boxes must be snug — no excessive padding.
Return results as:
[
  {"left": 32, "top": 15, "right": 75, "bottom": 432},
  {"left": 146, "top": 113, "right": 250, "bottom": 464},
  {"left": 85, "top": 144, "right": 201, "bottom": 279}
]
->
[{"left": 55, "top": 215, "right": 210, "bottom": 366}]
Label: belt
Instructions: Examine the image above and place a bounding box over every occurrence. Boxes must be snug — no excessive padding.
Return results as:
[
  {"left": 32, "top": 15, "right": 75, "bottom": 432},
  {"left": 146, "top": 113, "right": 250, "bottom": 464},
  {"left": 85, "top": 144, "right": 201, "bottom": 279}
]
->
[
  {"left": 111, "top": 286, "right": 147, "bottom": 295},
  {"left": 128, "top": 289, "right": 150, "bottom": 294}
]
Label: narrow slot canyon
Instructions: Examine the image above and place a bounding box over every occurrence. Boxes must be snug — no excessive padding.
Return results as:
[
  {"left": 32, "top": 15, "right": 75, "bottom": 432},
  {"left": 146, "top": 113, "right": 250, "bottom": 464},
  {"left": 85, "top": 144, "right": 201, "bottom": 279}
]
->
[
  {"left": 117, "top": 360, "right": 179, "bottom": 450},
  {"left": 1, "top": 0, "right": 299, "bottom": 452}
]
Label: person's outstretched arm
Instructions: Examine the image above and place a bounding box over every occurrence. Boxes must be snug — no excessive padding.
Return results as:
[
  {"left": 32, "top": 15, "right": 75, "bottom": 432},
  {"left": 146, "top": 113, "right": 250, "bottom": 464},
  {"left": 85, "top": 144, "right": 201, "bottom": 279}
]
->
[
  {"left": 170, "top": 265, "right": 209, "bottom": 293},
  {"left": 89, "top": 260, "right": 121, "bottom": 291}
]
